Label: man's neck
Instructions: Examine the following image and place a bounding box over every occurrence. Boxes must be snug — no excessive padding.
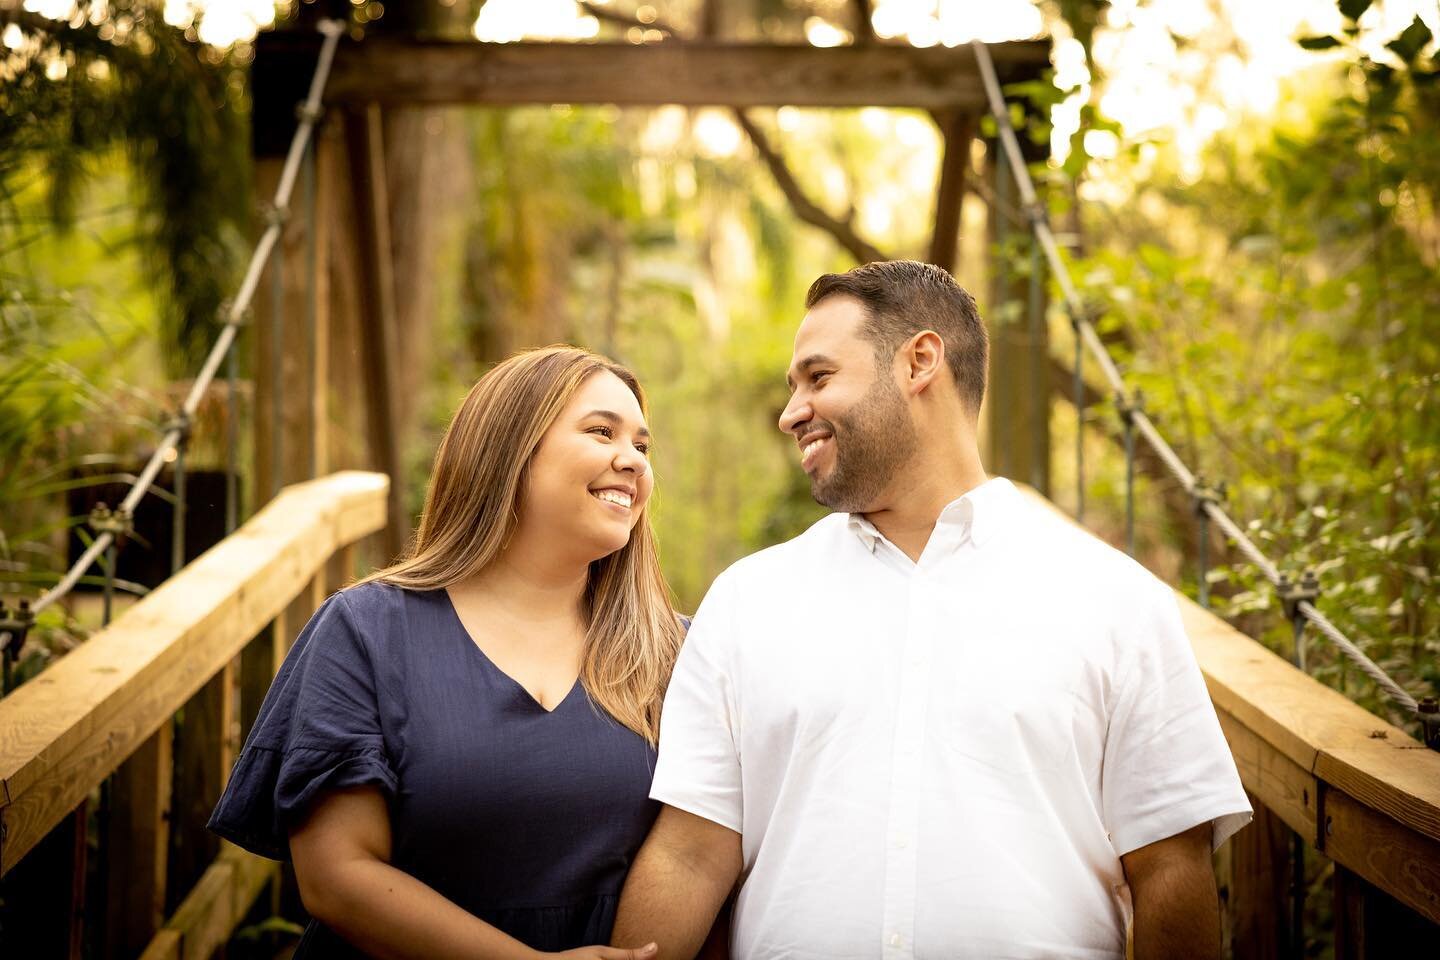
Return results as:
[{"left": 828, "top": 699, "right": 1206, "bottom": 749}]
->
[{"left": 862, "top": 457, "right": 989, "bottom": 564}]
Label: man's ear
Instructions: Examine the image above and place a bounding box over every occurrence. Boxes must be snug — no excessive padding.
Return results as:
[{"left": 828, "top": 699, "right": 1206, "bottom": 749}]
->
[{"left": 905, "top": 331, "right": 946, "bottom": 397}]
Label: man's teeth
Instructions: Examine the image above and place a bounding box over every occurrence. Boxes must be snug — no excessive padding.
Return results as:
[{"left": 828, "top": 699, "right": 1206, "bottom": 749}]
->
[
  {"left": 594, "top": 490, "right": 632, "bottom": 508},
  {"left": 803, "top": 438, "right": 828, "bottom": 459}
]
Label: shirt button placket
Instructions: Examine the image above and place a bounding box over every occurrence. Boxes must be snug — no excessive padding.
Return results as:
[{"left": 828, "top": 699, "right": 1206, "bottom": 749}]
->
[{"left": 881, "top": 575, "right": 930, "bottom": 959}]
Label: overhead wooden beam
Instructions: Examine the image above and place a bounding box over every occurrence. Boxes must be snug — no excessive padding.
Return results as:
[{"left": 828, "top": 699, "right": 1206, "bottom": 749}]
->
[
  {"left": 0, "top": 471, "right": 389, "bottom": 875},
  {"left": 253, "top": 36, "right": 1050, "bottom": 115}
]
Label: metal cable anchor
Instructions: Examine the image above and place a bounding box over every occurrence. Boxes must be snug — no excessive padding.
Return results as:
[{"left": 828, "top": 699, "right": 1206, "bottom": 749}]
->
[
  {"left": 88, "top": 502, "right": 135, "bottom": 539},
  {"left": 1278, "top": 569, "right": 1319, "bottom": 673},
  {"left": 1418, "top": 697, "right": 1439, "bottom": 751}
]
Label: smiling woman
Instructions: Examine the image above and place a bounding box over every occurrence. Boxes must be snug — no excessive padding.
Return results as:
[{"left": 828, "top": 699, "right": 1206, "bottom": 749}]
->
[{"left": 208, "top": 345, "right": 684, "bottom": 959}]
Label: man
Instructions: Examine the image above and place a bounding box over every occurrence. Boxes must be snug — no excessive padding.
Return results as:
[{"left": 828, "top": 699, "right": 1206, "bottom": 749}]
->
[{"left": 614, "top": 261, "right": 1251, "bottom": 959}]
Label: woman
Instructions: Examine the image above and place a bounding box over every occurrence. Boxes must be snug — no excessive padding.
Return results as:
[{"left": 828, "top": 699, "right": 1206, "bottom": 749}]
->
[{"left": 210, "top": 346, "right": 685, "bottom": 959}]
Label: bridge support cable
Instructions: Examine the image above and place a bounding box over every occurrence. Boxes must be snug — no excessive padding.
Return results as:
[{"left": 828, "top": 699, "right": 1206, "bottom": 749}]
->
[
  {"left": 18, "top": 19, "right": 348, "bottom": 627},
  {"left": 970, "top": 40, "right": 1428, "bottom": 729}
]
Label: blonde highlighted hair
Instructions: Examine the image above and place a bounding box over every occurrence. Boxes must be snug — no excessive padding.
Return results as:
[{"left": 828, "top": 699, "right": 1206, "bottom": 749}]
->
[{"left": 358, "top": 346, "right": 682, "bottom": 744}]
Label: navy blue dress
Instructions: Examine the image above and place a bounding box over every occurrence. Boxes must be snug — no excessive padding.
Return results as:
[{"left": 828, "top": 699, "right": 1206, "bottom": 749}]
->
[{"left": 209, "top": 582, "right": 663, "bottom": 957}]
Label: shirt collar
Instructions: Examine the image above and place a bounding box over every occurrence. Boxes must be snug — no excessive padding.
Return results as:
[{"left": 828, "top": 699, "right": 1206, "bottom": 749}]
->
[{"left": 846, "top": 477, "right": 1017, "bottom": 554}]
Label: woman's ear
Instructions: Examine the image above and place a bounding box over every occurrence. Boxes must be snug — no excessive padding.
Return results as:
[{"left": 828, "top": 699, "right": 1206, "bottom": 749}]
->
[{"left": 906, "top": 330, "right": 946, "bottom": 396}]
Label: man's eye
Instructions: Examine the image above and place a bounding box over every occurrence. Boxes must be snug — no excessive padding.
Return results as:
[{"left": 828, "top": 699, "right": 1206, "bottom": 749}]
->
[{"left": 811, "top": 371, "right": 831, "bottom": 384}]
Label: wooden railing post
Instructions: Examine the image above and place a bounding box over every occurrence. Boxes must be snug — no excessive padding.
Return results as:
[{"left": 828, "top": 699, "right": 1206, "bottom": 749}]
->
[
  {"left": 1222, "top": 793, "right": 1290, "bottom": 960},
  {"left": 0, "top": 804, "right": 86, "bottom": 957},
  {"left": 102, "top": 724, "right": 174, "bottom": 958},
  {"left": 166, "top": 660, "right": 238, "bottom": 915}
]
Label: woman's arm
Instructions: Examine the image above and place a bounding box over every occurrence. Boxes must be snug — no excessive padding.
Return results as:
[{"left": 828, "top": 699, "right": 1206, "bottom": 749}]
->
[{"left": 290, "top": 786, "right": 657, "bottom": 960}]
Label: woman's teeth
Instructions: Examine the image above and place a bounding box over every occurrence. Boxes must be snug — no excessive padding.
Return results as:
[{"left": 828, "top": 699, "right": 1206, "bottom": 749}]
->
[{"left": 593, "top": 490, "right": 632, "bottom": 508}]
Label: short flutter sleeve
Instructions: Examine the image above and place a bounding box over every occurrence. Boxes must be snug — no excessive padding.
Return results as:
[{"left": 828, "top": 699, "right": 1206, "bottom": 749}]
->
[{"left": 209, "top": 591, "right": 398, "bottom": 860}]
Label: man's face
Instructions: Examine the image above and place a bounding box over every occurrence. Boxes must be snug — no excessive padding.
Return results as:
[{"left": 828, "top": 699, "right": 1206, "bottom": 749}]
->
[{"left": 779, "top": 296, "right": 918, "bottom": 513}]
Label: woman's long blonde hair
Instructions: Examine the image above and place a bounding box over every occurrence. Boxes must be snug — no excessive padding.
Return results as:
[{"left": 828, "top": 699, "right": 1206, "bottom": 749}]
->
[{"left": 358, "top": 346, "right": 683, "bottom": 744}]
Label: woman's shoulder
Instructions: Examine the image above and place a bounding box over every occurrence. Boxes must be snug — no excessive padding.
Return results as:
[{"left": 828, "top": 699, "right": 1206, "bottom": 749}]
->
[{"left": 332, "top": 579, "right": 448, "bottom": 619}]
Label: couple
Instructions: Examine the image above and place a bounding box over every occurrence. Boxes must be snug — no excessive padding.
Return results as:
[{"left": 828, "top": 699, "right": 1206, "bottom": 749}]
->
[{"left": 211, "top": 261, "right": 1251, "bottom": 960}]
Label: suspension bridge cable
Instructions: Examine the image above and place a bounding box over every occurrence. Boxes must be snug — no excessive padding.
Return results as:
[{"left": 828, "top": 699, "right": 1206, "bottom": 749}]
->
[
  {"left": 970, "top": 39, "right": 1421, "bottom": 720},
  {"left": 27, "top": 19, "right": 347, "bottom": 619}
]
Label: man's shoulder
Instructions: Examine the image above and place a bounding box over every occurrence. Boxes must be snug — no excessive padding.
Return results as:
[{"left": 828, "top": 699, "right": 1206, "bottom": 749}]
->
[
  {"left": 724, "top": 511, "right": 847, "bottom": 574},
  {"left": 702, "top": 512, "right": 847, "bottom": 602},
  {"left": 1013, "top": 502, "right": 1173, "bottom": 605}
]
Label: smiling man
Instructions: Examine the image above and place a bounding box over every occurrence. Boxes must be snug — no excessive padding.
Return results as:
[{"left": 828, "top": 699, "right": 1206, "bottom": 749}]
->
[{"left": 613, "top": 260, "right": 1251, "bottom": 960}]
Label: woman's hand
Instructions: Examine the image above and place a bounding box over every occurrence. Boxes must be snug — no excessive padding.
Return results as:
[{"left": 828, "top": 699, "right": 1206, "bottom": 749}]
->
[{"left": 550, "top": 943, "right": 658, "bottom": 959}]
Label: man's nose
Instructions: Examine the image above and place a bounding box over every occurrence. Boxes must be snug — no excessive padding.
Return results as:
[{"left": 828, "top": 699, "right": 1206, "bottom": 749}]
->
[{"left": 778, "top": 393, "right": 810, "bottom": 436}]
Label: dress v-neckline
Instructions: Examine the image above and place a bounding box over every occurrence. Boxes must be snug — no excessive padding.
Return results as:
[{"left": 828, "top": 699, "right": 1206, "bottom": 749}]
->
[{"left": 439, "top": 588, "right": 582, "bottom": 715}]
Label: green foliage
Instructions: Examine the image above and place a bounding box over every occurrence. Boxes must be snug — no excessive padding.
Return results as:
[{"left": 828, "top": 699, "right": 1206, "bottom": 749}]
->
[
  {"left": 1052, "top": 5, "right": 1440, "bottom": 725},
  {"left": 1, "top": 1, "right": 249, "bottom": 373}
]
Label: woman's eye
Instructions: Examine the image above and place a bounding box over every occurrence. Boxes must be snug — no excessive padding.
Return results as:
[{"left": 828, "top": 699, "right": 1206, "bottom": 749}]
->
[
  {"left": 635, "top": 443, "right": 650, "bottom": 456},
  {"left": 589, "top": 425, "right": 614, "bottom": 439}
]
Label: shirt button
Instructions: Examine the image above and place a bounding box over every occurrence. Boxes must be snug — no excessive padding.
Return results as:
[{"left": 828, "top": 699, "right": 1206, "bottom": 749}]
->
[
  {"left": 894, "top": 835, "right": 909, "bottom": 849},
  {"left": 889, "top": 933, "right": 903, "bottom": 948}
]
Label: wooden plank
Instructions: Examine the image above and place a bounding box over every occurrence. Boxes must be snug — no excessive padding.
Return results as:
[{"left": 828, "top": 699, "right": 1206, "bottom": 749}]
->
[
  {"left": 0, "top": 806, "right": 84, "bottom": 956},
  {"left": 0, "top": 471, "right": 388, "bottom": 875},
  {"left": 1322, "top": 787, "right": 1440, "bottom": 926},
  {"left": 1222, "top": 793, "right": 1288, "bottom": 960},
  {"left": 103, "top": 723, "right": 173, "bottom": 959},
  {"left": 167, "top": 661, "right": 236, "bottom": 914},
  {"left": 926, "top": 110, "right": 974, "bottom": 273},
  {"left": 239, "top": 622, "right": 284, "bottom": 743},
  {"left": 293, "top": 38, "right": 1053, "bottom": 109},
  {"left": 1214, "top": 707, "right": 1315, "bottom": 837},
  {"left": 137, "top": 929, "right": 182, "bottom": 960},
  {"left": 1333, "top": 862, "right": 1440, "bottom": 959},
  {"left": 343, "top": 104, "right": 407, "bottom": 562},
  {"left": 140, "top": 844, "right": 277, "bottom": 960}
]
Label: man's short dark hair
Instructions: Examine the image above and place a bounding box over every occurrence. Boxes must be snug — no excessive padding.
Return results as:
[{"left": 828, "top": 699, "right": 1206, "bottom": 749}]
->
[{"left": 805, "top": 260, "right": 988, "bottom": 415}]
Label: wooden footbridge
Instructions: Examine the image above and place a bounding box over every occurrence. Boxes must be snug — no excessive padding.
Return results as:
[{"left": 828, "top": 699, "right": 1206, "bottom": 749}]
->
[{"left": 0, "top": 14, "right": 1436, "bottom": 960}]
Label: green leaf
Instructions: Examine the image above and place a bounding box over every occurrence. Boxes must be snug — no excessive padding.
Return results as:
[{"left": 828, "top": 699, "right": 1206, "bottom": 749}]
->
[
  {"left": 1299, "top": 35, "right": 1343, "bottom": 50},
  {"left": 1385, "top": 16, "right": 1434, "bottom": 64},
  {"left": 1338, "top": 0, "right": 1373, "bottom": 23}
]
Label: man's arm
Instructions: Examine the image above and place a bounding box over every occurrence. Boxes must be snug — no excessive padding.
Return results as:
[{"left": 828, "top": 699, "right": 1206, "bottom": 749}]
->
[
  {"left": 613, "top": 805, "right": 743, "bottom": 960},
  {"left": 1120, "top": 822, "right": 1221, "bottom": 960}
]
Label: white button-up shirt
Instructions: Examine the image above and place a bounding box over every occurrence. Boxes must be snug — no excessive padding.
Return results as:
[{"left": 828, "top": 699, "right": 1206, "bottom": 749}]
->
[{"left": 651, "top": 478, "right": 1251, "bottom": 959}]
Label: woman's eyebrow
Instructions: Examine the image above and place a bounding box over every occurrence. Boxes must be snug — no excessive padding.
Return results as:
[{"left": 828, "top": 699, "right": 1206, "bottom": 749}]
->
[{"left": 582, "top": 409, "right": 651, "bottom": 438}]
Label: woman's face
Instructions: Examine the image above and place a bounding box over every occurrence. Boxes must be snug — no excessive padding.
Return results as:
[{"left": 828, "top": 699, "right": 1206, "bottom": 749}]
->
[{"left": 521, "top": 371, "right": 654, "bottom": 563}]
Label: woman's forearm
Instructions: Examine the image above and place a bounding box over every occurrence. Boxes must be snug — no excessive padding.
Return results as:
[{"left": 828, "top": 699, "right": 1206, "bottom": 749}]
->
[{"left": 305, "top": 856, "right": 539, "bottom": 960}]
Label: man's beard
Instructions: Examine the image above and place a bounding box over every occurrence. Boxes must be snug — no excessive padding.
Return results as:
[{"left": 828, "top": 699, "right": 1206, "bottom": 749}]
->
[{"left": 810, "top": 371, "right": 918, "bottom": 513}]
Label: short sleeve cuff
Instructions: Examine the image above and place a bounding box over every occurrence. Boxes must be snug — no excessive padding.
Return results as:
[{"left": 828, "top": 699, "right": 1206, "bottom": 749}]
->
[
  {"left": 1110, "top": 795, "right": 1253, "bottom": 858},
  {"left": 649, "top": 783, "right": 743, "bottom": 835}
]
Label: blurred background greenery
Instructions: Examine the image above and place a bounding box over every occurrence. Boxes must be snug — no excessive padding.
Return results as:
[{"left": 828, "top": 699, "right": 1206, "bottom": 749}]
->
[{"left": 1, "top": 0, "right": 1435, "bottom": 729}]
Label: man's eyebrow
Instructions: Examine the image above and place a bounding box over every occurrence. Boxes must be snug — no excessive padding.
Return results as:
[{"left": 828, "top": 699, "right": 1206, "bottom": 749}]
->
[
  {"left": 581, "top": 409, "right": 651, "bottom": 438},
  {"left": 785, "top": 353, "right": 836, "bottom": 390}
]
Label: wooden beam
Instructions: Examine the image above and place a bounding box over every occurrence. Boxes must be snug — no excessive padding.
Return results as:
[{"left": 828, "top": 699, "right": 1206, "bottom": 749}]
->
[
  {"left": 166, "top": 661, "right": 237, "bottom": 913},
  {"left": 254, "top": 35, "right": 1050, "bottom": 110},
  {"left": 103, "top": 724, "right": 173, "bottom": 959},
  {"left": 343, "top": 104, "right": 407, "bottom": 562},
  {"left": 0, "top": 471, "right": 389, "bottom": 875},
  {"left": 1018, "top": 488, "right": 1440, "bottom": 926},
  {"left": 138, "top": 843, "right": 277, "bottom": 960},
  {"left": 927, "top": 110, "right": 975, "bottom": 273}
]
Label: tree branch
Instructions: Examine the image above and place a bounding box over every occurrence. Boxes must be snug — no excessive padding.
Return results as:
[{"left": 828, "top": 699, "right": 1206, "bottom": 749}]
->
[{"left": 732, "top": 111, "right": 889, "bottom": 264}]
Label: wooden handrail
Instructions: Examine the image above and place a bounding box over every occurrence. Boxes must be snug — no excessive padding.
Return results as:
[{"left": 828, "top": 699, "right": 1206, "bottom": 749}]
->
[
  {"left": 0, "top": 471, "right": 389, "bottom": 875},
  {"left": 1023, "top": 489, "right": 1440, "bottom": 925}
]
